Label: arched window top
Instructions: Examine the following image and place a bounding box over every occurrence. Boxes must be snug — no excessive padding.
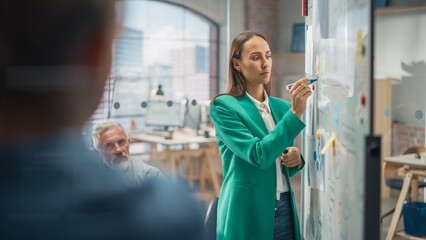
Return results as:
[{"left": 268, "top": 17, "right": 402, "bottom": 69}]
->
[
  {"left": 90, "top": 0, "right": 219, "bottom": 127},
  {"left": 119, "top": 1, "right": 217, "bottom": 42},
  {"left": 112, "top": 0, "right": 218, "bottom": 98}
]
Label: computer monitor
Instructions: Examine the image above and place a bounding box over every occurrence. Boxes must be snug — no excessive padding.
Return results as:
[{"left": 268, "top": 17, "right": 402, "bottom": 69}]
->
[{"left": 144, "top": 100, "right": 185, "bottom": 128}]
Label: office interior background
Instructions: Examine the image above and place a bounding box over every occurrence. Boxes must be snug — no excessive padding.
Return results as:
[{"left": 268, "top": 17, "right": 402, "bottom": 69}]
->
[{"left": 81, "top": 0, "right": 426, "bottom": 239}]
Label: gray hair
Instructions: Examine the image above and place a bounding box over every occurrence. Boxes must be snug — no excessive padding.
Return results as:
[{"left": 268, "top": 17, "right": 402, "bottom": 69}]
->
[{"left": 91, "top": 121, "right": 128, "bottom": 150}]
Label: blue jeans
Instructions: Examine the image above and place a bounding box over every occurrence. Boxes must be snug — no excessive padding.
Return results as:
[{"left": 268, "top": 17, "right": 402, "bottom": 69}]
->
[{"left": 273, "top": 192, "right": 295, "bottom": 240}]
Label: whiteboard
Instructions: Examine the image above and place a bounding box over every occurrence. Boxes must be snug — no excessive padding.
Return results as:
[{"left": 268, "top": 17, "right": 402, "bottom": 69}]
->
[{"left": 301, "top": 0, "right": 375, "bottom": 239}]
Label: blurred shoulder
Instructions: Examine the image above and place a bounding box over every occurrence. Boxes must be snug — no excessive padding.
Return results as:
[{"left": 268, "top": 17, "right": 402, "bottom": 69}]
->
[{"left": 121, "top": 177, "right": 205, "bottom": 239}]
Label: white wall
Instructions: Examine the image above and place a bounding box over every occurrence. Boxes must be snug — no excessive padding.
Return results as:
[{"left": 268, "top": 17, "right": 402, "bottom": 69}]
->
[
  {"left": 276, "top": 1, "right": 305, "bottom": 100},
  {"left": 375, "top": 10, "right": 426, "bottom": 127},
  {"left": 278, "top": 0, "right": 305, "bottom": 53},
  {"left": 167, "top": 0, "right": 245, "bottom": 93}
]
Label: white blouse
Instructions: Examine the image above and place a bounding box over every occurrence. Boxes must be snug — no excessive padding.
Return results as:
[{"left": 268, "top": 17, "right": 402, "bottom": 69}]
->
[{"left": 246, "top": 92, "right": 289, "bottom": 200}]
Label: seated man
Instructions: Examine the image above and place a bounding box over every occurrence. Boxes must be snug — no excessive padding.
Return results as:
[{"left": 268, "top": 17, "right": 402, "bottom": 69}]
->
[{"left": 92, "top": 121, "right": 162, "bottom": 184}]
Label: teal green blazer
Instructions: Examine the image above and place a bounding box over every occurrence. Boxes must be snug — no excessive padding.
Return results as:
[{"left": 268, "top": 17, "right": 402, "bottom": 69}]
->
[{"left": 210, "top": 94, "right": 306, "bottom": 240}]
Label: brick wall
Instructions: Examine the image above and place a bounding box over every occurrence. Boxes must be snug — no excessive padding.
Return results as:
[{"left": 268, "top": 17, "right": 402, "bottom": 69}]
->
[
  {"left": 245, "top": 0, "right": 281, "bottom": 97},
  {"left": 245, "top": 0, "right": 279, "bottom": 52},
  {"left": 392, "top": 123, "right": 425, "bottom": 155}
]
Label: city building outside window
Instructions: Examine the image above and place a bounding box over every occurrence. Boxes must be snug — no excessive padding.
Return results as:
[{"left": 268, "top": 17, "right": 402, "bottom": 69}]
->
[{"left": 83, "top": 0, "right": 219, "bottom": 146}]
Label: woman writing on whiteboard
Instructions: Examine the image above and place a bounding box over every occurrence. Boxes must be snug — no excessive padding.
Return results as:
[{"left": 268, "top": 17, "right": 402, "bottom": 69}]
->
[{"left": 210, "top": 31, "right": 311, "bottom": 240}]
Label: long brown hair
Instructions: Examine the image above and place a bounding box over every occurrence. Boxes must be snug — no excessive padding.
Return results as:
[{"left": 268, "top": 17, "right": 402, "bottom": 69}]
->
[{"left": 210, "top": 31, "right": 271, "bottom": 104}]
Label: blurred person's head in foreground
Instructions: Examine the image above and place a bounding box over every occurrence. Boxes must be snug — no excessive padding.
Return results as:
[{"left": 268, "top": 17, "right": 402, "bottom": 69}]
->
[
  {"left": 0, "top": 2, "right": 205, "bottom": 240},
  {"left": 0, "top": 0, "right": 118, "bottom": 141}
]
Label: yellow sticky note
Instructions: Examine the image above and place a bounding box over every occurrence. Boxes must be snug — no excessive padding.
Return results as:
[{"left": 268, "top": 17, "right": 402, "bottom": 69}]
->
[
  {"left": 316, "top": 54, "right": 320, "bottom": 75},
  {"left": 320, "top": 132, "right": 336, "bottom": 155},
  {"left": 356, "top": 29, "right": 364, "bottom": 61},
  {"left": 332, "top": 139, "right": 336, "bottom": 156},
  {"left": 322, "top": 52, "right": 326, "bottom": 74}
]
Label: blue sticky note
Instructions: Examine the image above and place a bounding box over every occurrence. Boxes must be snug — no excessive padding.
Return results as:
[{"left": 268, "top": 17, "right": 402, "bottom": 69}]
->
[
  {"left": 334, "top": 102, "right": 339, "bottom": 127},
  {"left": 415, "top": 110, "right": 423, "bottom": 120}
]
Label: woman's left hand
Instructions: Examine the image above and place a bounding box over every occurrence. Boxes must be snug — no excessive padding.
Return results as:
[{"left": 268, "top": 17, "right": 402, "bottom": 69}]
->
[{"left": 280, "top": 147, "right": 301, "bottom": 167}]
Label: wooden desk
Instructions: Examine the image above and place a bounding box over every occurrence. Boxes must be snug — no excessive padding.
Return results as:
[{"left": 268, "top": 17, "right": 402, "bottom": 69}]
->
[
  {"left": 384, "top": 154, "right": 426, "bottom": 240},
  {"left": 128, "top": 130, "right": 221, "bottom": 197}
]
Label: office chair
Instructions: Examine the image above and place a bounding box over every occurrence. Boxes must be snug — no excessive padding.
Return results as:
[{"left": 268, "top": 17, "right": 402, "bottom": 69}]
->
[
  {"left": 204, "top": 197, "right": 218, "bottom": 240},
  {"left": 381, "top": 146, "right": 426, "bottom": 223}
]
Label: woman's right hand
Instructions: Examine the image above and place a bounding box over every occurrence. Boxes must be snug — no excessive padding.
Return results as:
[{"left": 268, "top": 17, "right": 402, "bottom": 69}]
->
[{"left": 289, "top": 78, "right": 312, "bottom": 118}]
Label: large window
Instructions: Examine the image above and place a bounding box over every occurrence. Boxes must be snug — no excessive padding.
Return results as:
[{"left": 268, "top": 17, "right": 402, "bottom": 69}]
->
[{"left": 84, "top": 0, "right": 218, "bottom": 141}]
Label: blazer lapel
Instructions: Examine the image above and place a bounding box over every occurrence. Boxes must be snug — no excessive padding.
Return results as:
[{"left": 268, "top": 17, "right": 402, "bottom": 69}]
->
[
  {"left": 239, "top": 94, "right": 269, "bottom": 136},
  {"left": 269, "top": 97, "right": 284, "bottom": 125}
]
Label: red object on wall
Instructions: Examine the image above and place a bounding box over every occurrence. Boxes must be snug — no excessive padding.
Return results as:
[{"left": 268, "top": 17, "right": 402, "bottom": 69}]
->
[
  {"left": 302, "top": 0, "right": 307, "bottom": 16},
  {"left": 361, "top": 94, "right": 366, "bottom": 106}
]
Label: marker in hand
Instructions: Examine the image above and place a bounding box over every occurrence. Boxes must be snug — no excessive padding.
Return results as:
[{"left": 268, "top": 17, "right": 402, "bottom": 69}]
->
[{"left": 286, "top": 78, "right": 318, "bottom": 91}]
